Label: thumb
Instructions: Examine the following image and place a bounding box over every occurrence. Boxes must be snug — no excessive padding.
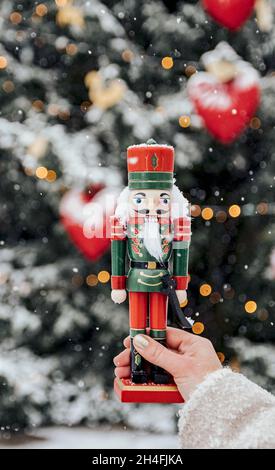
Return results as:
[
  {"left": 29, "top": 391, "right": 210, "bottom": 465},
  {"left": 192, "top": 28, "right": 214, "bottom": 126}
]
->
[{"left": 133, "top": 334, "right": 181, "bottom": 377}]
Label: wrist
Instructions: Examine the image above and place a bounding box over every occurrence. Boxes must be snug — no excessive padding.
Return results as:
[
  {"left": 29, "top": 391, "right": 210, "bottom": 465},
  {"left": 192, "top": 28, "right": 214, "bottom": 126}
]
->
[
  {"left": 111, "top": 275, "right": 126, "bottom": 289},
  {"left": 173, "top": 275, "right": 189, "bottom": 290}
]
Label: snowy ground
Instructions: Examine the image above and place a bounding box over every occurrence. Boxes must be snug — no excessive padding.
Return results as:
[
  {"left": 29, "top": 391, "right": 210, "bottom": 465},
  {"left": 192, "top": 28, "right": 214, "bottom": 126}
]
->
[{"left": 0, "top": 426, "right": 178, "bottom": 449}]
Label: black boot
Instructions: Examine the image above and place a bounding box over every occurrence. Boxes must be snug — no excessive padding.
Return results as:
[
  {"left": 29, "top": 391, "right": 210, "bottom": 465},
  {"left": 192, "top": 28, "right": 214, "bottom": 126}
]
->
[
  {"left": 150, "top": 339, "right": 171, "bottom": 384},
  {"left": 130, "top": 337, "right": 148, "bottom": 384}
]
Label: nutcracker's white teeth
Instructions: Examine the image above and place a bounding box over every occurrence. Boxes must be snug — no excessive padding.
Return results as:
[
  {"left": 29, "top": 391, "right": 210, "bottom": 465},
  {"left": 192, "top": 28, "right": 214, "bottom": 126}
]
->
[{"left": 146, "top": 215, "right": 158, "bottom": 223}]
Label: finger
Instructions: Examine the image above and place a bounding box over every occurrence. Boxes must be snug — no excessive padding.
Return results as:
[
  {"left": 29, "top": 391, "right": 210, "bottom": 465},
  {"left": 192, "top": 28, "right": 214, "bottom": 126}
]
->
[
  {"left": 123, "top": 336, "right": 130, "bottom": 349},
  {"left": 166, "top": 326, "right": 195, "bottom": 350},
  {"left": 114, "top": 366, "right": 130, "bottom": 379},
  {"left": 113, "top": 348, "right": 130, "bottom": 367},
  {"left": 123, "top": 328, "right": 151, "bottom": 349},
  {"left": 133, "top": 335, "right": 182, "bottom": 377}
]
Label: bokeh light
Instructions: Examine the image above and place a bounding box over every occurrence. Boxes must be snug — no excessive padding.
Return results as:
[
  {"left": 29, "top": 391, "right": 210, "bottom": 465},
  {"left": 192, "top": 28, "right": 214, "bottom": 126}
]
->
[
  {"left": 180, "top": 298, "right": 188, "bottom": 308},
  {"left": 161, "top": 56, "right": 173, "bottom": 70},
  {"left": 200, "top": 284, "right": 212, "bottom": 296},
  {"left": 10, "top": 12, "right": 22, "bottom": 24},
  {"left": 191, "top": 205, "right": 201, "bottom": 217},
  {"left": 217, "top": 352, "right": 225, "bottom": 363},
  {"left": 216, "top": 210, "right": 227, "bottom": 223},
  {"left": 257, "top": 202, "right": 268, "bottom": 215},
  {"left": 2, "top": 80, "right": 15, "bottom": 93},
  {"left": 0, "top": 56, "right": 8, "bottom": 69},
  {"left": 228, "top": 205, "right": 241, "bottom": 218},
  {"left": 185, "top": 65, "right": 197, "bottom": 77},
  {"left": 192, "top": 322, "right": 205, "bottom": 335},
  {"left": 245, "top": 300, "right": 257, "bottom": 314},
  {"left": 250, "top": 117, "right": 261, "bottom": 129},
  {"left": 86, "top": 274, "right": 98, "bottom": 287},
  {"left": 201, "top": 207, "right": 214, "bottom": 220},
  {"left": 122, "top": 49, "right": 134, "bottom": 62},
  {"left": 46, "top": 170, "right": 57, "bottom": 182},
  {"left": 179, "top": 115, "right": 191, "bottom": 128},
  {"left": 35, "top": 166, "right": 48, "bottom": 179},
  {"left": 97, "top": 271, "right": 110, "bottom": 283},
  {"left": 36, "top": 4, "right": 48, "bottom": 16}
]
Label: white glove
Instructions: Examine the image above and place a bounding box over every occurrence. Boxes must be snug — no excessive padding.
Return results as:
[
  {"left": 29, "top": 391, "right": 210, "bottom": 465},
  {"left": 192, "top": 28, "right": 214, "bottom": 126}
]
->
[
  {"left": 176, "top": 289, "right": 187, "bottom": 305},
  {"left": 111, "top": 289, "right": 127, "bottom": 304}
]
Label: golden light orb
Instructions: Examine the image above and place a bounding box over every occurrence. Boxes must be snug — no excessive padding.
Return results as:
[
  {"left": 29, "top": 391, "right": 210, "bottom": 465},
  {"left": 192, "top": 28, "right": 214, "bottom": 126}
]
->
[
  {"left": 35, "top": 166, "right": 48, "bottom": 179},
  {"left": 46, "top": 170, "right": 57, "bottom": 182},
  {"left": 201, "top": 207, "right": 214, "bottom": 220},
  {"left": 10, "top": 12, "right": 22, "bottom": 24},
  {"left": 180, "top": 298, "right": 188, "bottom": 308},
  {"left": 179, "top": 115, "right": 191, "bottom": 128},
  {"left": 200, "top": 284, "right": 212, "bottom": 297},
  {"left": 97, "top": 271, "right": 110, "bottom": 283},
  {"left": 192, "top": 322, "right": 205, "bottom": 335},
  {"left": 161, "top": 56, "right": 174, "bottom": 70},
  {"left": 36, "top": 4, "right": 48, "bottom": 16},
  {"left": 228, "top": 204, "right": 241, "bottom": 218},
  {"left": 86, "top": 274, "right": 98, "bottom": 287},
  {"left": 245, "top": 300, "right": 257, "bottom": 314},
  {"left": 0, "top": 56, "right": 8, "bottom": 69},
  {"left": 217, "top": 352, "right": 225, "bottom": 363},
  {"left": 191, "top": 205, "right": 201, "bottom": 217}
]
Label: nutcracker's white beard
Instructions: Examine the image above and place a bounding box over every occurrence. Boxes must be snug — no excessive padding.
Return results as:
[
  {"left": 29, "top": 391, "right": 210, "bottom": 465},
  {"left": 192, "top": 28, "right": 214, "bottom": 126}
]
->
[
  {"left": 142, "top": 217, "right": 163, "bottom": 262},
  {"left": 115, "top": 183, "right": 190, "bottom": 263}
]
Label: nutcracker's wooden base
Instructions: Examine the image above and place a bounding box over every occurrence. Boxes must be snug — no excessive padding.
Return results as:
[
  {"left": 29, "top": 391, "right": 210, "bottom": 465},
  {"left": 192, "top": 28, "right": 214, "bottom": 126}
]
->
[{"left": 114, "top": 377, "right": 184, "bottom": 403}]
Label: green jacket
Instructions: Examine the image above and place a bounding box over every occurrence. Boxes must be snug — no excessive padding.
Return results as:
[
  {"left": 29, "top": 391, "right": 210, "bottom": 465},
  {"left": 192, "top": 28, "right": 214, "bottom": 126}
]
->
[{"left": 111, "top": 216, "right": 191, "bottom": 293}]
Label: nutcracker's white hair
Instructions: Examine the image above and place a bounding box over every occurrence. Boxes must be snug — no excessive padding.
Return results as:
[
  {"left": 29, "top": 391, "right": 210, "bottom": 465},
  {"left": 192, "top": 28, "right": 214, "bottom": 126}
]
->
[{"left": 115, "top": 183, "right": 190, "bottom": 227}]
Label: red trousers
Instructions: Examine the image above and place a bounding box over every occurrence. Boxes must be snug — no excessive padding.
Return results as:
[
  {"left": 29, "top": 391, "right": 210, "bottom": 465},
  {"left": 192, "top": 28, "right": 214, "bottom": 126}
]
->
[{"left": 129, "top": 292, "right": 168, "bottom": 331}]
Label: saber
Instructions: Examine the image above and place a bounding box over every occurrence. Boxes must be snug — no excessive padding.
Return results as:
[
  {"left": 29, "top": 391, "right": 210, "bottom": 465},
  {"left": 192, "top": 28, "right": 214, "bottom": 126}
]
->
[{"left": 161, "top": 273, "right": 193, "bottom": 329}]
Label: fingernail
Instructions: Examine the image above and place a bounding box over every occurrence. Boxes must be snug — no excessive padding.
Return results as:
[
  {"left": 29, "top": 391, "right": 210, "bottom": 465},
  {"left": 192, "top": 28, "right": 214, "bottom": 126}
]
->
[{"left": 134, "top": 335, "right": 149, "bottom": 350}]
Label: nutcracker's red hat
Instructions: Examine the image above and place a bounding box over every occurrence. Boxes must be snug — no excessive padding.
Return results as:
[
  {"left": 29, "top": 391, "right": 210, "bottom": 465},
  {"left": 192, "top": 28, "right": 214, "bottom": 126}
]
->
[{"left": 127, "top": 139, "right": 174, "bottom": 190}]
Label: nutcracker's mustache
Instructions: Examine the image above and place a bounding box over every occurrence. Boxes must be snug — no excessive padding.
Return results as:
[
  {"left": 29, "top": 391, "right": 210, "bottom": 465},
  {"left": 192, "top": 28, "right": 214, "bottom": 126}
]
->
[
  {"left": 134, "top": 208, "right": 169, "bottom": 216},
  {"left": 142, "top": 217, "right": 163, "bottom": 262}
]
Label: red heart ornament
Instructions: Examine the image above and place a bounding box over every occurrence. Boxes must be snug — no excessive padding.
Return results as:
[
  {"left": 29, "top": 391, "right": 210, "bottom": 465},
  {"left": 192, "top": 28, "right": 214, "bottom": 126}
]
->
[
  {"left": 60, "top": 185, "right": 120, "bottom": 261},
  {"left": 188, "top": 63, "right": 260, "bottom": 144},
  {"left": 202, "top": 0, "right": 256, "bottom": 30}
]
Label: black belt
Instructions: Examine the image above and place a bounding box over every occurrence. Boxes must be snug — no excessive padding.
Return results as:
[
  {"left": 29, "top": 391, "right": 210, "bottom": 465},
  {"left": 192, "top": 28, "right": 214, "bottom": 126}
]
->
[{"left": 130, "top": 261, "right": 168, "bottom": 270}]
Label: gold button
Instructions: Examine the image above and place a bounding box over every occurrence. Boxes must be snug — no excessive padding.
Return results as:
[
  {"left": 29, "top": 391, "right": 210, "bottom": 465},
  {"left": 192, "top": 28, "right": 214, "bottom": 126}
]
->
[{"left": 147, "top": 261, "right": 157, "bottom": 269}]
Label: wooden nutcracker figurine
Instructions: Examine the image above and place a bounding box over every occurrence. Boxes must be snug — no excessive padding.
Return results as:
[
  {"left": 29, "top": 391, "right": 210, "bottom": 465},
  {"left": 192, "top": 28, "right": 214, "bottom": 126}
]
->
[{"left": 111, "top": 139, "right": 191, "bottom": 403}]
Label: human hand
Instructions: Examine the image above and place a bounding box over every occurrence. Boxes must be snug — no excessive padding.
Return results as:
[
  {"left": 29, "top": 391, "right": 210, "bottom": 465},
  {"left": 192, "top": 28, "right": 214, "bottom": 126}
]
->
[
  {"left": 113, "top": 327, "right": 222, "bottom": 400},
  {"left": 111, "top": 289, "right": 127, "bottom": 304}
]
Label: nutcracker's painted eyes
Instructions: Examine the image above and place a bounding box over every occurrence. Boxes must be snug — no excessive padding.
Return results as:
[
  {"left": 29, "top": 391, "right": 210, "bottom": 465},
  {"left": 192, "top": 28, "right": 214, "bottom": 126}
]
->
[
  {"left": 133, "top": 193, "right": 145, "bottom": 205},
  {"left": 160, "top": 193, "right": 170, "bottom": 206}
]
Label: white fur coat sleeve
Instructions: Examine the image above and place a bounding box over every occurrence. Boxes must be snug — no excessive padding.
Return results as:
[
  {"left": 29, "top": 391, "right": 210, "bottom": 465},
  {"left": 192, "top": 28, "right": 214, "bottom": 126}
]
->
[{"left": 177, "top": 368, "right": 275, "bottom": 449}]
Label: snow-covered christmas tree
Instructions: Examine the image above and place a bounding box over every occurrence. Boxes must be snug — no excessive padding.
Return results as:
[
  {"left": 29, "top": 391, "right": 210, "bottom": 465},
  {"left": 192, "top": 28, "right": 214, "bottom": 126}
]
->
[{"left": 0, "top": 0, "right": 275, "bottom": 434}]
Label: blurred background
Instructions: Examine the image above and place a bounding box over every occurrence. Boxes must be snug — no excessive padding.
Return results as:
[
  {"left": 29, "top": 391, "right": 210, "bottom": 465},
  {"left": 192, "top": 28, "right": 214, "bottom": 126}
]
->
[{"left": 0, "top": 0, "right": 275, "bottom": 448}]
